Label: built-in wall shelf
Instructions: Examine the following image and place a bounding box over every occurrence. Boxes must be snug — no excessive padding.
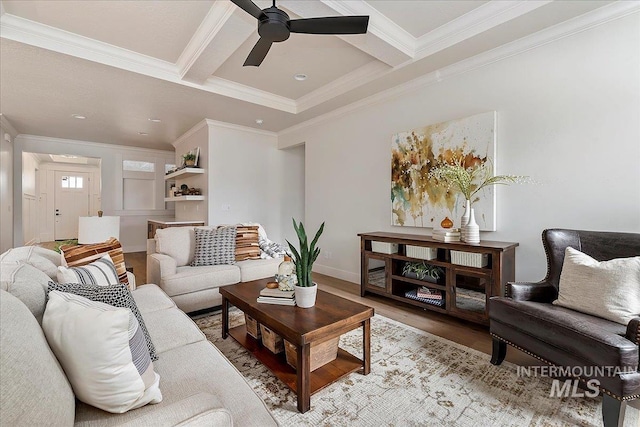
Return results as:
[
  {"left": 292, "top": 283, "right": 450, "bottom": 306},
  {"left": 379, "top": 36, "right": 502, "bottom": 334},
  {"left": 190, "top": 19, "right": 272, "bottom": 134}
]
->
[
  {"left": 164, "top": 195, "right": 205, "bottom": 202},
  {"left": 164, "top": 167, "right": 205, "bottom": 180}
]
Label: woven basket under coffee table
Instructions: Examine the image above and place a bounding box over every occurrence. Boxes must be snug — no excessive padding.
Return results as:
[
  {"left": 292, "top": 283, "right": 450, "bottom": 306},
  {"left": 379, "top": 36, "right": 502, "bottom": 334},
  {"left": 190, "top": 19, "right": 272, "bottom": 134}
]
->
[{"left": 220, "top": 278, "right": 374, "bottom": 413}]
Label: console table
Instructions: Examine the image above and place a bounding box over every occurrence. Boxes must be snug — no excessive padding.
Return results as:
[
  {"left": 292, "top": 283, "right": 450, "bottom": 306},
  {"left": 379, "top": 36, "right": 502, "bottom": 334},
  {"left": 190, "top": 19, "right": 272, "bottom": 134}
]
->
[{"left": 359, "top": 231, "right": 518, "bottom": 325}]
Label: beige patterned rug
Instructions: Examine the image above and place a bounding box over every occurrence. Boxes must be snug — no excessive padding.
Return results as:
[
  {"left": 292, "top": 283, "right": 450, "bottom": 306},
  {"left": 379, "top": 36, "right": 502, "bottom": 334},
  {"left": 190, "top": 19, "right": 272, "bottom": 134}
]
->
[{"left": 195, "top": 311, "right": 639, "bottom": 427}]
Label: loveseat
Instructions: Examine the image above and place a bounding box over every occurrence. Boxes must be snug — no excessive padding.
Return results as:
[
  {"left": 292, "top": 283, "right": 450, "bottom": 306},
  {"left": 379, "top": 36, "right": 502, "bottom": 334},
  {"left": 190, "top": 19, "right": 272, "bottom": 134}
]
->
[
  {"left": 1, "top": 246, "right": 278, "bottom": 426},
  {"left": 147, "top": 226, "right": 283, "bottom": 313}
]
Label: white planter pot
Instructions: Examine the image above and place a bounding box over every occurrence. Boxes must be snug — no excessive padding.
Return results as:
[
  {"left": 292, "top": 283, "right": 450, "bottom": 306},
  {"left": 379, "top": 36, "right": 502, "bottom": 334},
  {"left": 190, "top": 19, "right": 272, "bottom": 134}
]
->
[{"left": 295, "top": 283, "right": 318, "bottom": 308}]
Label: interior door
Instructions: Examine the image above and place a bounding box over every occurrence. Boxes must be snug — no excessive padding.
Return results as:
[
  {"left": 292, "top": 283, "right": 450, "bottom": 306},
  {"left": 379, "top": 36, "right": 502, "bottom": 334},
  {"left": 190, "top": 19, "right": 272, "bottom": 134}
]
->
[{"left": 54, "top": 171, "right": 89, "bottom": 240}]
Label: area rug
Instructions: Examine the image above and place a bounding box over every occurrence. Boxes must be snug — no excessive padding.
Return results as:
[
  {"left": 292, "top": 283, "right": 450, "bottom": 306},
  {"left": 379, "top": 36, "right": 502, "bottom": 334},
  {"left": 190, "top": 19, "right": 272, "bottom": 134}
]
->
[{"left": 195, "top": 311, "right": 639, "bottom": 426}]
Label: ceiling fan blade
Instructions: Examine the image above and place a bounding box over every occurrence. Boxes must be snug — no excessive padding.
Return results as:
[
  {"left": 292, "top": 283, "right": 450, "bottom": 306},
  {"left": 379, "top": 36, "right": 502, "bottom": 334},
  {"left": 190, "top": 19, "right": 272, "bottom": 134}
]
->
[
  {"left": 244, "top": 38, "right": 273, "bottom": 67},
  {"left": 230, "top": 0, "right": 265, "bottom": 20},
  {"left": 289, "top": 16, "right": 369, "bottom": 35}
]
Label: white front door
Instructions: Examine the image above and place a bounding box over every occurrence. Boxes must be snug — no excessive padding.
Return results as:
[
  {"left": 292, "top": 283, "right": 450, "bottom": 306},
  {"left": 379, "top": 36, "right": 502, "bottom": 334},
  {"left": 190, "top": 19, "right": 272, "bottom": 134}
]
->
[{"left": 54, "top": 171, "right": 89, "bottom": 240}]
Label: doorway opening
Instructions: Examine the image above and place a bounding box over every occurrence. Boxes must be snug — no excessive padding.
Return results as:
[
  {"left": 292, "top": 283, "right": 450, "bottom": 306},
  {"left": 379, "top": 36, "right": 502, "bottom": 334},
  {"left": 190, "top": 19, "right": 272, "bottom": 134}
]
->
[{"left": 22, "top": 152, "right": 101, "bottom": 245}]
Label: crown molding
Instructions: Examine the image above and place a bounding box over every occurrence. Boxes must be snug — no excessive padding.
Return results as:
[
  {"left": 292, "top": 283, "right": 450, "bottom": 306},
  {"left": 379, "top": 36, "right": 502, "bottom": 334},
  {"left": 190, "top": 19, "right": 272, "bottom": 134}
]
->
[
  {"left": 202, "top": 77, "right": 297, "bottom": 114},
  {"left": 172, "top": 119, "right": 209, "bottom": 148},
  {"left": 204, "top": 119, "right": 278, "bottom": 137},
  {"left": 414, "top": 0, "right": 552, "bottom": 59},
  {"left": 278, "top": 2, "right": 640, "bottom": 139},
  {"left": 296, "top": 61, "right": 391, "bottom": 112},
  {"left": 321, "top": 0, "right": 415, "bottom": 58},
  {"left": 0, "top": 12, "right": 297, "bottom": 113},
  {"left": 16, "top": 134, "right": 174, "bottom": 154},
  {"left": 0, "top": 114, "right": 19, "bottom": 138},
  {"left": 176, "top": 1, "right": 237, "bottom": 79}
]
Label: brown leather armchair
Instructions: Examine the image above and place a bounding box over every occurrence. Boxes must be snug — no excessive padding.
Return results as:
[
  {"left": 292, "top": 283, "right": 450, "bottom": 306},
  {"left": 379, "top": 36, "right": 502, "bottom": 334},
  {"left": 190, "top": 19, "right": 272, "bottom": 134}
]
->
[{"left": 489, "top": 229, "right": 639, "bottom": 427}]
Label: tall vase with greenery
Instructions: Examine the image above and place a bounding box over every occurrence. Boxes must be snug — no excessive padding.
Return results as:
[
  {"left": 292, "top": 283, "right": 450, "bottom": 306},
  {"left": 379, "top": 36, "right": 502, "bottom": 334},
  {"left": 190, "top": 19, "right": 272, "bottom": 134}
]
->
[
  {"left": 429, "top": 158, "right": 526, "bottom": 241},
  {"left": 287, "top": 218, "right": 324, "bottom": 308}
]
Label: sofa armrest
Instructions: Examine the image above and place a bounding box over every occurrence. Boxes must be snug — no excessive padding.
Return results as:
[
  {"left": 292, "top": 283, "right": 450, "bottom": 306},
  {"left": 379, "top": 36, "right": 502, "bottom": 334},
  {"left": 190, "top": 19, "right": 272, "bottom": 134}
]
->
[
  {"left": 147, "top": 253, "right": 177, "bottom": 285},
  {"left": 506, "top": 281, "right": 557, "bottom": 302},
  {"left": 126, "top": 271, "right": 136, "bottom": 290},
  {"left": 626, "top": 318, "right": 640, "bottom": 345},
  {"left": 114, "top": 393, "right": 231, "bottom": 427}
]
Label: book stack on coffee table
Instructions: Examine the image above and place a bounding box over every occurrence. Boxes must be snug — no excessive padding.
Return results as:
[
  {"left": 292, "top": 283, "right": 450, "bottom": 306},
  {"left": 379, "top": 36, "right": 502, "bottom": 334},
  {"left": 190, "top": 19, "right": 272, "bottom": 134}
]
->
[{"left": 257, "top": 287, "right": 296, "bottom": 306}]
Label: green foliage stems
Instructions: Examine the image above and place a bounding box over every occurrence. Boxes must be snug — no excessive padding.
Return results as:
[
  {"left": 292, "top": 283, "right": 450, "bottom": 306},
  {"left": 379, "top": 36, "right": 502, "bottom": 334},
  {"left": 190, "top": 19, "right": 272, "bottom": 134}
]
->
[
  {"left": 183, "top": 153, "right": 196, "bottom": 161},
  {"left": 286, "top": 218, "right": 325, "bottom": 287}
]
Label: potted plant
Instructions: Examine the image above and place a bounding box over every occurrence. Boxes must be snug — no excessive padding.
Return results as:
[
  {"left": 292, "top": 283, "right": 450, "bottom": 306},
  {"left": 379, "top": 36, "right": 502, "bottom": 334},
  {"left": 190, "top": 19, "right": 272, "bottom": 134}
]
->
[
  {"left": 402, "top": 261, "right": 443, "bottom": 284},
  {"left": 287, "top": 218, "right": 324, "bottom": 308},
  {"left": 183, "top": 152, "right": 197, "bottom": 167}
]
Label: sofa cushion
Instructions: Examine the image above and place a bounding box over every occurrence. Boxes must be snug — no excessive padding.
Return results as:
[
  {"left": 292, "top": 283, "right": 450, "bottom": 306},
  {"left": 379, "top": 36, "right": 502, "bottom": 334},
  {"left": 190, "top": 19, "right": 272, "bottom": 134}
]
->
[
  {"left": 0, "top": 246, "right": 61, "bottom": 280},
  {"left": 162, "top": 265, "right": 240, "bottom": 297},
  {"left": 141, "top": 306, "right": 206, "bottom": 354},
  {"left": 57, "top": 254, "right": 120, "bottom": 286},
  {"left": 43, "top": 291, "right": 162, "bottom": 413},
  {"left": 191, "top": 227, "right": 237, "bottom": 267},
  {"left": 48, "top": 282, "right": 158, "bottom": 361},
  {"left": 237, "top": 257, "right": 282, "bottom": 282},
  {"left": 156, "top": 227, "right": 196, "bottom": 267},
  {"left": 132, "top": 284, "right": 176, "bottom": 314},
  {"left": 0, "top": 262, "right": 50, "bottom": 323},
  {"left": 554, "top": 247, "right": 640, "bottom": 325},
  {"left": 0, "top": 290, "right": 75, "bottom": 426},
  {"left": 61, "top": 237, "right": 129, "bottom": 287},
  {"left": 490, "top": 298, "right": 637, "bottom": 368}
]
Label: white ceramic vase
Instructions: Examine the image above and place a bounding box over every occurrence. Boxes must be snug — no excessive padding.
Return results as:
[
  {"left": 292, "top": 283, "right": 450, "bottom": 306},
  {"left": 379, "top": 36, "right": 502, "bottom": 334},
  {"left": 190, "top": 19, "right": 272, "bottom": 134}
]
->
[
  {"left": 465, "top": 208, "right": 480, "bottom": 244},
  {"left": 295, "top": 283, "right": 318, "bottom": 308},
  {"left": 460, "top": 200, "right": 471, "bottom": 242}
]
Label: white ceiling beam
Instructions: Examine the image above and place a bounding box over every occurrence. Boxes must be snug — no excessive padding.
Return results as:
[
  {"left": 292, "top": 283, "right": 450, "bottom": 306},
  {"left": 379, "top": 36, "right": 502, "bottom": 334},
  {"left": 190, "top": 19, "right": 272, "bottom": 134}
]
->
[
  {"left": 0, "top": 13, "right": 297, "bottom": 113},
  {"left": 177, "top": 3, "right": 256, "bottom": 84},
  {"left": 278, "top": 0, "right": 413, "bottom": 67}
]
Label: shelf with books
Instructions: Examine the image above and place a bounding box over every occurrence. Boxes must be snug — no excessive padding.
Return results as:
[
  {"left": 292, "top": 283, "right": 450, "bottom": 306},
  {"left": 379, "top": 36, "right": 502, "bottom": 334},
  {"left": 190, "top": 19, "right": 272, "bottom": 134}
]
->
[{"left": 359, "top": 231, "right": 518, "bottom": 325}]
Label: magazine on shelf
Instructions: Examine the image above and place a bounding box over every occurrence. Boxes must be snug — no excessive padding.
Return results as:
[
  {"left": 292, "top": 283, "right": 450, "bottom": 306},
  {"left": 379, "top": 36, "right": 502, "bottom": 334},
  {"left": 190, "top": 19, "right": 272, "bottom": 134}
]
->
[
  {"left": 259, "top": 288, "right": 295, "bottom": 298},
  {"left": 257, "top": 296, "right": 296, "bottom": 306}
]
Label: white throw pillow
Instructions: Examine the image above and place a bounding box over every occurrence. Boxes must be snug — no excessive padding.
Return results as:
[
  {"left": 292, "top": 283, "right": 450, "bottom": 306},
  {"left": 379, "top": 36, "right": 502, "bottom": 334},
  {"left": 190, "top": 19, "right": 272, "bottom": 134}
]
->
[
  {"left": 43, "top": 291, "right": 162, "bottom": 413},
  {"left": 56, "top": 254, "right": 119, "bottom": 286},
  {"left": 553, "top": 247, "right": 640, "bottom": 325}
]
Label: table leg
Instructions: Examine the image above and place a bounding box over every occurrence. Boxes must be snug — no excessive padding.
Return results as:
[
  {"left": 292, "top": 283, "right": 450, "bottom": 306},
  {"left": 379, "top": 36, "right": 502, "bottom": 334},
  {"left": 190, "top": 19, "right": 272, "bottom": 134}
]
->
[
  {"left": 222, "top": 296, "right": 229, "bottom": 339},
  {"left": 296, "top": 343, "right": 311, "bottom": 413},
  {"left": 362, "top": 318, "right": 371, "bottom": 375}
]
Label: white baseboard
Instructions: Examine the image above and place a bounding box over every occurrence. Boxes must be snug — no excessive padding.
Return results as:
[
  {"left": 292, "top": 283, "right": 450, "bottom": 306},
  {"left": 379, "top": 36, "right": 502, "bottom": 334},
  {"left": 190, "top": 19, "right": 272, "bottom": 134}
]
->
[{"left": 313, "top": 264, "right": 360, "bottom": 284}]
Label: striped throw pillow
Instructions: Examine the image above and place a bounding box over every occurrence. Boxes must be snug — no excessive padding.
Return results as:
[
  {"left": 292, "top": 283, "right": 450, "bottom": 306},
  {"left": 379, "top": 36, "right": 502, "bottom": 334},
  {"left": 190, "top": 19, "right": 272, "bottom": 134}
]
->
[
  {"left": 57, "top": 254, "right": 120, "bottom": 286},
  {"left": 235, "top": 225, "right": 261, "bottom": 261},
  {"left": 47, "top": 282, "right": 158, "bottom": 361},
  {"left": 61, "top": 238, "right": 128, "bottom": 287}
]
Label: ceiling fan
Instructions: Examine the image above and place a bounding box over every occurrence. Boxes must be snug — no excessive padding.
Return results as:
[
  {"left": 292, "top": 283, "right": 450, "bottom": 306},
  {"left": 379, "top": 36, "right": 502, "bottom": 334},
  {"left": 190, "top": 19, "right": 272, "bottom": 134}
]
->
[{"left": 231, "top": 0, "right": 369, "bottom": 67}]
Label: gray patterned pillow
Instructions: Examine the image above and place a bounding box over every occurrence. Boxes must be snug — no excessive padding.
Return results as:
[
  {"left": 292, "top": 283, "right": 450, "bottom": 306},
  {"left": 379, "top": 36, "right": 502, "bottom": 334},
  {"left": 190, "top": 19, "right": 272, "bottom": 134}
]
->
[
  {"left": 47, "top": 282, "right": 158, "bottom": 361},
  {"left": 191, "top": 227, "right": 237, "bottom": 266}
]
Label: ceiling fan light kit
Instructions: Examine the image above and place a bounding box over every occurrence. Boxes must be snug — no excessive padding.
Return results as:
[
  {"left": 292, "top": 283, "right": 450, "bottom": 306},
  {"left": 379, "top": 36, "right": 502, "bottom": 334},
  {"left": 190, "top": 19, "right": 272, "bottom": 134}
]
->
[{"left": 231, "top": 0, "right": 369, "bottom": 67}]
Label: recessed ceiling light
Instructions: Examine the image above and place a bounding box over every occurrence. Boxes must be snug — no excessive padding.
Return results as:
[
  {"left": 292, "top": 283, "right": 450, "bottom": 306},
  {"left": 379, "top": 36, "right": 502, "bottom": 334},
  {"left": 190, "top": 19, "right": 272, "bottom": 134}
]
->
[
  {"left": 138, "top": 132, "right": 149, "bottom": 136},
  {"left": 255, "top": 119, "right": 264, "bottom": 125},
  {"left": 71, "top": 114, "right": 86, "bottom": 119},
  {"left": 148, "top": 118, "right": 162, "bottom": 123},
  {"left": 294, "top": 73, "right": 307, "bottom": 81}
]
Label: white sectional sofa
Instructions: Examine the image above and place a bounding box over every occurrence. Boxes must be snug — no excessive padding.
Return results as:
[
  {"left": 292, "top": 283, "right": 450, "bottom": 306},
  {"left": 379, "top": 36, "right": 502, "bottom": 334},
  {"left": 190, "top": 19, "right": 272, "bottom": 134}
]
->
[
  {"left": 147, "top": 226, "right": 282, "bottom": 313},
  {"left": 0, "top": 246, "right": 278, "bottom": 426}
]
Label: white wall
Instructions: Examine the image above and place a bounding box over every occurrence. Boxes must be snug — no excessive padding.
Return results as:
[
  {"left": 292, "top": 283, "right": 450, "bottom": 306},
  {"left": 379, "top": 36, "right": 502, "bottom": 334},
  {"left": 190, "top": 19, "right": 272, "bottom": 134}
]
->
[
  {"left": 279, "top": 14, "right": 640, "bottom": 283},
  {"left": 207, "top": 121, "right": 298, "bottom": 244},
  {"left": 0, "top": 118, "right": 16, "bottom": 253},
  {"left": 14, "top": 135, "right": 175, "bottom": 251}
]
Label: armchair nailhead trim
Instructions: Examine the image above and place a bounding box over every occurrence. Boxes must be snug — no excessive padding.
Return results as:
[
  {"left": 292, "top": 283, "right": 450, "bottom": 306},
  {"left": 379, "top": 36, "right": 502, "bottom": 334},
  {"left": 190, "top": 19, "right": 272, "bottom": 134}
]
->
[{"left": 490, "top": 334, "right": 640, "bottom": 401}]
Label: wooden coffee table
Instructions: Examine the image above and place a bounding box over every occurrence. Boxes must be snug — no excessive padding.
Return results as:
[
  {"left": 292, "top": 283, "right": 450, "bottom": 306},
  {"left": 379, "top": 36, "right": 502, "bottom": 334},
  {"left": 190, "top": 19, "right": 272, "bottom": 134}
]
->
[{"left": 220, "top": 278, "right": 374, "bottom": 413}]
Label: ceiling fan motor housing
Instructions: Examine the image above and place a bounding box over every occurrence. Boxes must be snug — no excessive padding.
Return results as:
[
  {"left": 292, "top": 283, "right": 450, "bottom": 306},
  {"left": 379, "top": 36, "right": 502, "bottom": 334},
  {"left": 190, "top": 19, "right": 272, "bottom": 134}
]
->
[{"left": 258, "top": 7, "right": 290, "bottom": 42}]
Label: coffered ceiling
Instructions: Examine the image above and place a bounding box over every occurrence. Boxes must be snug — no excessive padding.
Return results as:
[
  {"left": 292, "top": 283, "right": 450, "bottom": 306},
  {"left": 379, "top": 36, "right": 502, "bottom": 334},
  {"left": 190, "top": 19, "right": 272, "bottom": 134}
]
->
[{"left": 0, "top": 0, "right": 635, "bottom": 151}]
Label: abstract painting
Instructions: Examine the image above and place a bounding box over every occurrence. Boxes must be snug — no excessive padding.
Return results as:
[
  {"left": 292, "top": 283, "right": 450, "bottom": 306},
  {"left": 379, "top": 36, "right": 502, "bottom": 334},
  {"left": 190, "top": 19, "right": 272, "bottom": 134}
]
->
[{"left": 391, "top": 111, "right": 497, "bottom": 230}]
